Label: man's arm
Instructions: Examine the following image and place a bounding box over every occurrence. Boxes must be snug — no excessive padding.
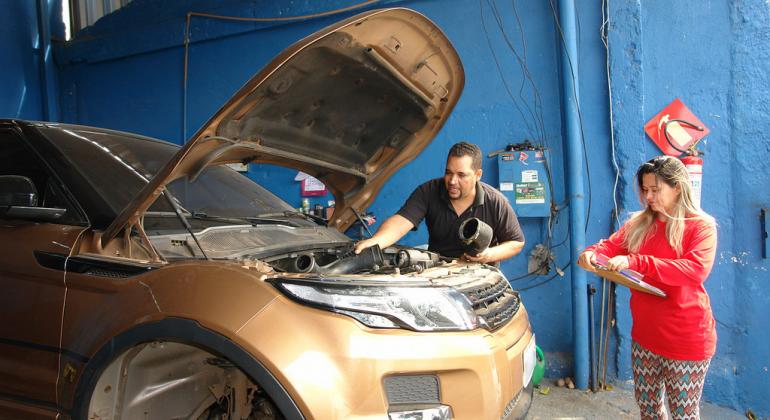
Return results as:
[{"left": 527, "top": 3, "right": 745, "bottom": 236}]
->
[
  {"left": 354, "top": 214, "right": 415, "bottom": 254},
  {"left": 464, "top": 239, "right": 524, "bottom": 264}
]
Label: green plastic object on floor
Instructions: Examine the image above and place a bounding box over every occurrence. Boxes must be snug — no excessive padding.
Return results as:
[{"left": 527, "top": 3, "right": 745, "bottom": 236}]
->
[{"left": 532, "top": 345, "right": 545, "bottom": 386}]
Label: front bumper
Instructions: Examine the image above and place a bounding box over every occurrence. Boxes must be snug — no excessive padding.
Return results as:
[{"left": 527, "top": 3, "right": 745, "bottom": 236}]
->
[
  {"left": 236, "top": 294, "right": 535, "bottom": 419},
  {"left": 503, "top": 381, "right": 534, "bottom": 420}
]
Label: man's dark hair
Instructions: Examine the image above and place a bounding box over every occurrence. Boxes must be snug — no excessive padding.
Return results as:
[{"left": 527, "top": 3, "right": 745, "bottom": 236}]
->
[{"left": 447, "top": 142, "right": 482, "bottom": 170}]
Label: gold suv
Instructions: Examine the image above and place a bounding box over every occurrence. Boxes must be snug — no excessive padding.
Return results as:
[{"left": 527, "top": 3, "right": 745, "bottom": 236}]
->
[{"left": 0, "top": 8, "right": 535, "bottom": 419}]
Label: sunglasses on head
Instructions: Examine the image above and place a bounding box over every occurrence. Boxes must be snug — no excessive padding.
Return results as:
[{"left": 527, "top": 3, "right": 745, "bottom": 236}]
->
[{"left": 639, "top": 156, "right": 674, "bottom": 173}]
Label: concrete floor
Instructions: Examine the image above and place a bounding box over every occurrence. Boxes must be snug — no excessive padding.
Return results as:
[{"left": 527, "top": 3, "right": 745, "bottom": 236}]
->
[{"left": 527, "top": 379, "right": 746, "bottom": 419}]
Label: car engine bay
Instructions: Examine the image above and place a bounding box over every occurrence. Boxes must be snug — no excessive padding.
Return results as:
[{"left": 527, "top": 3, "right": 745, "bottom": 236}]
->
[{"left": 260, "top": 245, "right": 445, "bottom": 275}]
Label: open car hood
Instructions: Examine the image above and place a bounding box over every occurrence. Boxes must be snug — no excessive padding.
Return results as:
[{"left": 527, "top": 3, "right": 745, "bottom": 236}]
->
[{"left": 102, "top": 8, "right": 463, "bottom": 246}]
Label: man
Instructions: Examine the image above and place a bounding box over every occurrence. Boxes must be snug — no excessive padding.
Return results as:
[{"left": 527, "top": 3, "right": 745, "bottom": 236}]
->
[{"left": 355, "top": 142, "right": 524, "bottom": 264}]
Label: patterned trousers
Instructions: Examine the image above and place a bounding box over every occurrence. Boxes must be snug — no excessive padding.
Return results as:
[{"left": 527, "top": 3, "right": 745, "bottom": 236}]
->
[{"left": 631, "top": 341, "right": 711, "bottom": 420}]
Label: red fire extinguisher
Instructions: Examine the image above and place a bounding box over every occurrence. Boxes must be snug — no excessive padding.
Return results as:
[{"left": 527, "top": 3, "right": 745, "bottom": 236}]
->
[{"left": 680, "top": 150, "right": 703, "bottom": 209}]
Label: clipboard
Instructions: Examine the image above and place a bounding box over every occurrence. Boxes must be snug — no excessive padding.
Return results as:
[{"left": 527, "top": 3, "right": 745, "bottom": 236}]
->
[{"left": 591, "top": 255, "right": 667, "bottom": 298}]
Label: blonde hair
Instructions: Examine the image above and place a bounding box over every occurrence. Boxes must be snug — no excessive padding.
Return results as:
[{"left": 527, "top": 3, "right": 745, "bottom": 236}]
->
[{"left": 623, "top": 156, "right": 714, "bottom": 256}]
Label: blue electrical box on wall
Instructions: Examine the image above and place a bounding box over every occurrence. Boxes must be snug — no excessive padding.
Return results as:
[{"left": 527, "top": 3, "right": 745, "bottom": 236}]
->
[{"left": 497, "top": 146, "right": 552, "bottom": 218}]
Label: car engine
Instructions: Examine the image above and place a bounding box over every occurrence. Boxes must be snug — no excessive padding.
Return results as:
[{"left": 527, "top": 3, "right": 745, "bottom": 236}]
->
[{"left": 262, "top": 245, "right": 444, "bottom": 275}]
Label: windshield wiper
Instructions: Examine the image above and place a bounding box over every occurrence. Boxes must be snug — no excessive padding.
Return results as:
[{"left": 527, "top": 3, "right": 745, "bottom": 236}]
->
[
  {"left": 257, "top": 210, "right": 327, "bottom": 226},
  {"left": 190, "top": 213, "right": 256, "bottom": 225},
  {"left": 146, "top": 211, "right": 289, "bottom": 226},
  {"left": 191, "top": 212, "right": 297, "bottom": 226}
]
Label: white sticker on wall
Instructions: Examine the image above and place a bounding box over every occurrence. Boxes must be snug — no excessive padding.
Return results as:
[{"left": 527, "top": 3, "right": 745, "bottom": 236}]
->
[
  {"left": 522, "top": 170, "right": 539, "bottom": 183},
  {"left": 500, "top": 182, "right": 514, "bottom": 191}
]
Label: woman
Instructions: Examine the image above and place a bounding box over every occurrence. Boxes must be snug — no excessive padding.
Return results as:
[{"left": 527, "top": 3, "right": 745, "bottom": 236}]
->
[{"left": 578, "top": 156, "right": 717, "bottom": 420}]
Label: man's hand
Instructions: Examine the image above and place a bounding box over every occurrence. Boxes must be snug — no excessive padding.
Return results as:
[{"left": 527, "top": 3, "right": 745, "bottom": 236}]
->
[
  {"left": 577, "top": 250, "right": 597, "bottom": 273},
  {"left": 605, "top": 255, "right": 629, "bottom": 271},
  {"left": 353, "top": 215, "right": 414, "bottom": 254},
  {"left": 354, "top": 237, "right": 379, "bottom": 254},
  {"left": 462, "top": 240, "right": 524, "bottom": 264},
  {"left": 463, "top": 249, "right": 493, "bottom": 264}
]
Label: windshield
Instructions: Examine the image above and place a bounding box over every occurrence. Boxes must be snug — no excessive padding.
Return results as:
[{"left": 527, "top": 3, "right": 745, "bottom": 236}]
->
[{"left": 39, "top": 126, "right": 294, "bottom": 219}]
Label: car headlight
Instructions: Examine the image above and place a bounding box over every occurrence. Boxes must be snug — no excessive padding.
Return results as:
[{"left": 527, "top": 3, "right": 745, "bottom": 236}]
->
[{"left": 272, "top": 280, "right": 481, "bottom": 331}]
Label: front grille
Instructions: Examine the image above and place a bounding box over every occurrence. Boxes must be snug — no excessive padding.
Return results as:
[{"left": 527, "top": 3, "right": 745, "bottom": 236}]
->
[
  {"left": 458, "top": 274, "right": 520, "bottom": 330},
  {"left": 383, "top": 375, "right": 440, "bottom": 404}
]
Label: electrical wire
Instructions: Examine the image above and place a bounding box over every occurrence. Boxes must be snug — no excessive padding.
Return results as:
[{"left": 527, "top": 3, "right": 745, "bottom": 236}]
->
[
  {"left": 510, "top": 0, "right": 549, "bottom": 146},
  {"left": 508, "top": 270, "right": 538, "bottom": 282},
  {"left": 504, "top": 0, "right": 561, "bottom": 251},
  {"left": 598, "top": 0, "right": 616, "bottom": 379},
  {"left": 481, "top": 1, "right": 569, "bottom": 282},
  {"left": 481, "top": 0, "right": 562, "bottom": 273},
  {"left": 549, "top": 234, "right": 569, "bottom": 249},
  {"left": 182, "top": 0, "right": 380, "bottom": 141},
  {"left": 547, "top": 0, "right": 593, "bottom": 233},
  {"left": 601, "top": 0, "right": 621, "bottom": 231},
  {"left": 479, "top": 0, "right": 540, "bottom": 142},
  {"left": 505, "top": 9, "right": 561, "bottom": 255},
  {"left": 55, "top": 226, "right": 88, "bottom": 414},
  {"left": 518, "top": 262, "right": 571, "bottom": 291},
  {"left": 485, "top": 0, "right": 548, "bottom": 144}
]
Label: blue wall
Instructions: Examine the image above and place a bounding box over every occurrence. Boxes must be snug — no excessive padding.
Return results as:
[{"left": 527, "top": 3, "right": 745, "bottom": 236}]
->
[
  {"left": 608, "top": 1, "right": 770, "bottom": 413},
  {"left": 3, "top": 0, "right": 769, "bottom": 415},
  {"left": 0, "top": 0, "right": 62, "bottom": 120},
  {"left": 1, "top": 1, "right": 45, "bottom": 119}
]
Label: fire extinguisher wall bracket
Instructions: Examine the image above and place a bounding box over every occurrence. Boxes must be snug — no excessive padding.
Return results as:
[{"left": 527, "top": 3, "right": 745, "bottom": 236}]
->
[{"left": 644, "top": 99, "right": 710, "bottom": 156}]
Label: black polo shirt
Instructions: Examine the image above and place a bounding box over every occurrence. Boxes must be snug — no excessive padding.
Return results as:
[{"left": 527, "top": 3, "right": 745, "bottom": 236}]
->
[{"left": 396, "top": 178, "right": 525, "bottom": 258}]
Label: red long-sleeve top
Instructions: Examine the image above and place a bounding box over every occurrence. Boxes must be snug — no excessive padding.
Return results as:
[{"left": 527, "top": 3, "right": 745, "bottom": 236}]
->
[{"left": 586, "top": 216, "right": 717, "bottom": 360}]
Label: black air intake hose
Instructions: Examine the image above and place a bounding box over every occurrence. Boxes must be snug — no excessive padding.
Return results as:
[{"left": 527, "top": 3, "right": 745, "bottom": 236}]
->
[
  {"left": 395, "top": 248, "right": 441, "bottom": 271},
  {"left": 458, "top": 218, "right": 493, "bottom": 256},
  {"left": 292, "top": 254, "right": 317, "bottom": 273},
  {"left": 320, "top": 245, "right": 384, "bottom": 275}
]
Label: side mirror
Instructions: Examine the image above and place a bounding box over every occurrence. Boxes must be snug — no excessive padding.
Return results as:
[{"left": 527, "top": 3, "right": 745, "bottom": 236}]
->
[
  {"left": 0, "top": 175, "right": 38, "bottom": 206},
  {"left": 0, "top": 175, "right": 67, "bottom": 222}
]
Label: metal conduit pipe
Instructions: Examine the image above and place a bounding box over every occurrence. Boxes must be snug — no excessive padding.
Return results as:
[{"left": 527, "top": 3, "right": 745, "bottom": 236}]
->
[
  {"left": 557, "top": 0, "right": 590, "bottom": 390},
  {"left": 35, "top": 0, "right": 59, "bottom": 121}
]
